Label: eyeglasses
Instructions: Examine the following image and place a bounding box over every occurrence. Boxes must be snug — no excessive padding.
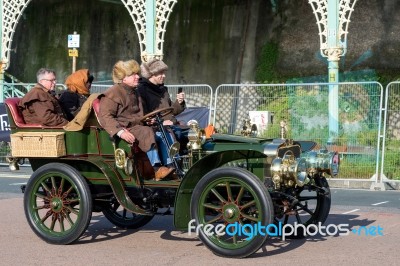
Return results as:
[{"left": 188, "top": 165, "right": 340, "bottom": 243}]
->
[{"left": 41, "top": 78, "right": 57, "bottom": 83}]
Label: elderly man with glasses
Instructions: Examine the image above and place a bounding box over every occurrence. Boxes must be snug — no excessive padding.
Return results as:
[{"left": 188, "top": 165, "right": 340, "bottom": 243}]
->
[{"left": 19, "top": 68, "right": 68, "bottom": 126}]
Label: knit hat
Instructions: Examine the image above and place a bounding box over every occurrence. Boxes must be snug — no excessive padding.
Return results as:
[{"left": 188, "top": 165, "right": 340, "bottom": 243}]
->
[
  {"left": 140, "top": 58, "right": 168, "bottom": 79},
  {"left": 65, "top": 69, "right": 90, "bottom": 95}
]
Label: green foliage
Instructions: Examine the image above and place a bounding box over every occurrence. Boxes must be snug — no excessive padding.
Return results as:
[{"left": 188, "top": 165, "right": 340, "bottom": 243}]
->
[
  {"left": 381, "top": 139, "right": 400, "bottom": 180},
  {"left": 259, "top": 122, "right": 282, "bottom": 139},
  {"left": 338, "top": 155, "right": 377, "bottom": 179},
  {"left": 0, "top": 142, "right": 11, "bottom": 163},
  {"left": 286, "top": 69, "right": 378, "bottom": 84},
  {"left": 0, "top": 142, "right": 10, "bottom": 153},
  {"left": 255, "top": 42, "right": 279, "bottom": 83},
  {"left": 376, "top": 70, "right": 400, "bottom": 87},
  {"left": 257, "top": 97, "right": 290, "bottom": 138},
  {"left": 383, "top": 154, "right": 400, "bottom": 180},
  {"left": 340, "top": 70, "right": 378, "bottom": 82},
  {"left": 258, "top": 97, "right": 288, "bottom": 120},
  {"left": 355, "top": 129, "right": 378, "bottom": 146}
]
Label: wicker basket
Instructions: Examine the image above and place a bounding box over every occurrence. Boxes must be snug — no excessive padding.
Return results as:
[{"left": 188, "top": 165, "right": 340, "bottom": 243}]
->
[{"left": 10, "top": 132, "right": 66, "bottom": 157}]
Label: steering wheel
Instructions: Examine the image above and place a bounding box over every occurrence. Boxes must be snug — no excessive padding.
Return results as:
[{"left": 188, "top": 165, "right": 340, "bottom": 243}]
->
[{"left": 140, "top": 107, "right": 174, "bottom": 123}]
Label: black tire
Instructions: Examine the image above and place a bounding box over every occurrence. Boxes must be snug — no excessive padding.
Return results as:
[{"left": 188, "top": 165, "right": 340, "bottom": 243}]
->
[
  {"left": 274, "top": 176, "right": 331, "bottom": 238},
  {"left": 102, "top": 199, "right": 154, "bottom": 229},
  {"left": 190, "top": 167, "right": 274, "bottom": 258},
  {"left": 24, "top": 163, "right": 92, "bottom": 245}
]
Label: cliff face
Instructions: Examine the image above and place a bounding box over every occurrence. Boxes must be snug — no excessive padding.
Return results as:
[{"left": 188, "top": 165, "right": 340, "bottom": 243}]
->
[
  {"left": 275, "top": 0, "right": 400, "bottom": 79},
  {"left": 7, "top": 0, "right": 400, "bottom": 87}
]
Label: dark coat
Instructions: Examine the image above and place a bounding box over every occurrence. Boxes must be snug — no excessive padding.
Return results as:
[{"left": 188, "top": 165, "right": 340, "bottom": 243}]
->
[
  {"left": 18, "top": 84, "right": 68, "bottom": 126},
  {"left": 59, "top": 90, "right": 87, "bottom": 121},
  {"left": 98, "top": 83, "right": 155, "bottom": 152},
  {"left": 137, "top": 78, "right": 186, "bottom": 124}
]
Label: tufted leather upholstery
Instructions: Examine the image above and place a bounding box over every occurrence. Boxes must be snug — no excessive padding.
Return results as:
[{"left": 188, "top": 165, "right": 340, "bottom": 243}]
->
[
  {"left": 4, "top": 97, "right": 42, "bottom": 128},
  {"left": 92, "top": 98, "right": 103, "bottom": 127}
]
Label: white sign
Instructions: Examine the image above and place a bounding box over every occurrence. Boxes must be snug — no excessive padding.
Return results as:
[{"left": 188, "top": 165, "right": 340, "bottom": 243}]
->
[
  {"left": 249, "top": 111, "right": 273, "bottom": 133},
  {"left": 68, "top": 34, "right": 80, "bottom": 48}
]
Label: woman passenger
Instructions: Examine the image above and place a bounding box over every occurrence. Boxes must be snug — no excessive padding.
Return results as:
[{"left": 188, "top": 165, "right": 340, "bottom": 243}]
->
[{"left": 59, "top": 69, "right": 94, "bottom": 121}]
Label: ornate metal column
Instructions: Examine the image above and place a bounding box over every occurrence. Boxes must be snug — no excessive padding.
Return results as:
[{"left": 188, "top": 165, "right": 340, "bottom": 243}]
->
[
  {"left": 121, "top": 0, "right": 178, "bottom": 62},
  {"left": 0, "top": 0, "right": 178, "bottom": 101},
  {"left": 0, "top": 0, "right": 178, "bottom": 67},
  {"left": 309, "top": 0, "right": 358, "bottom": 142},
  {"left": 0, "top": 0, "right": 3, "bottom": 103},
  {"left": 0, "top": 0, "right": 32, "bottom": 101}
]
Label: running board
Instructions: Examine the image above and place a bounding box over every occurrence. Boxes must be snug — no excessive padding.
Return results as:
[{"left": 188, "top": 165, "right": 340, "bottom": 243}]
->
[{"left": 88, "top": 157, "right": 153, "bottom": 216}]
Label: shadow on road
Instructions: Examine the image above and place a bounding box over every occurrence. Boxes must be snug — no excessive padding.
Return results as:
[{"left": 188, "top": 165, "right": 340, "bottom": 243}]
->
[
  {"left": 252, "top": 213, "right": 377, "bottom": 258},
  {"left": 72, "top": 210, "right": 378, "bottom": 258}
]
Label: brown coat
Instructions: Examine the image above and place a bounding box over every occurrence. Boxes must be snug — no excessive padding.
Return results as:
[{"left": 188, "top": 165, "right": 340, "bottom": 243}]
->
[
  {"left": 98, "top": 83, "right": 155, "bottom": 152},
  {"left": 19, "top": 84, "right": 68, "bottom": 126}
]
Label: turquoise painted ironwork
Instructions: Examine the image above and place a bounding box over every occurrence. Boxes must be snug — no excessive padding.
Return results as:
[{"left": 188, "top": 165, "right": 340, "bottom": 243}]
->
[
  {"left": 327, "top": 0, "right": 340, "bottom": 141},
  {"left": 146, "top": 0, "right": 156, "bottom": 57},
  {"left": 309, "top": 0, "right": 359, "bottom": 142}
]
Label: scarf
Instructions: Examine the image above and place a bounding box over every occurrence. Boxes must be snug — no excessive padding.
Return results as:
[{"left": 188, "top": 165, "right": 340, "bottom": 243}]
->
[
  {"left": 138, "top": 78, "right": 168, "bottom": 114},
  {"left": 65, "top": 69, "right": 90, "bottom": 95}
]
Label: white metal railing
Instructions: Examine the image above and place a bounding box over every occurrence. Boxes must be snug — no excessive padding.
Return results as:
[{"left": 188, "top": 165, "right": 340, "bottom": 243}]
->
[
  {"left": 381, "top": 82, "right": 400, "bottom": 185},
  {"left": 3, "top": 81, "right": 400, "bottom": 187},
  {"left": 90, "top": 84, "right": 214, "bottom": 124},
  {"left": 0, "top": 82, "right": 67, "bottom": 101},
  {"left": 214, "top": 82, "right": 384, "bottom": 181}
]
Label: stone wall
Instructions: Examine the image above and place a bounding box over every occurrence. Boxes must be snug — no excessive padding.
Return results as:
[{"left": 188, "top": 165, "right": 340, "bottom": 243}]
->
[{"left": 7, "top": 0, "right": 400, "bottom": 86}]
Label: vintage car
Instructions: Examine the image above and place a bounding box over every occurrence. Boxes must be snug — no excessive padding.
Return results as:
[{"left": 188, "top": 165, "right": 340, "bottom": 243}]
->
[{"left": 4, "top": 97, "right": 339, "bottom": 258}]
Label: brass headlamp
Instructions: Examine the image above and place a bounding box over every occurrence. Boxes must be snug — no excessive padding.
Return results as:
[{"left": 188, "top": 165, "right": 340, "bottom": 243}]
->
[{"left": 114, "top": 148, "right": 133, "bottom": 175}]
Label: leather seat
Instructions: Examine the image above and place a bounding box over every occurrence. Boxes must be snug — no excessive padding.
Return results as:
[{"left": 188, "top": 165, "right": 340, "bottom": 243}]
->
[{"left": 4, "top": 97, "right": 42, "bottom": 128}]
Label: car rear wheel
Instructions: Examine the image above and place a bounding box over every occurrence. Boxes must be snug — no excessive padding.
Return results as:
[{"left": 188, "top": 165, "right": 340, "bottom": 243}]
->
[{"left": 102, "top": 198, "right": 154, "bottom": 229}]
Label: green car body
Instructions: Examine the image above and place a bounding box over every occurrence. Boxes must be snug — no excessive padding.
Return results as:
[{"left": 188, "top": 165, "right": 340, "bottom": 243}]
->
[{"left": 5, "top": 97, "right": 338, "bottom": 258}]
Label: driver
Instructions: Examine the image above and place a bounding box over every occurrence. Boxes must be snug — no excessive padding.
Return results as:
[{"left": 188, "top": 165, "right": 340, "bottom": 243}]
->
[
  {"left": 138, "top": 58, "right": 186, "bottom": 125},
  {"left": 98, "top": 59, "right": 175, "bottom": 181},
  {"left": 138, "top": 58, "right": 187, "bottom": 162}
]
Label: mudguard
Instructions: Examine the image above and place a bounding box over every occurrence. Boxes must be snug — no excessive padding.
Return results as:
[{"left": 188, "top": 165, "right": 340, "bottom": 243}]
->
[
  {"left": 173, "top": 149, "right": 266, "bottom": 230},
  {"left": 86, "top": 157, "right": 153, "bottom": 216}
]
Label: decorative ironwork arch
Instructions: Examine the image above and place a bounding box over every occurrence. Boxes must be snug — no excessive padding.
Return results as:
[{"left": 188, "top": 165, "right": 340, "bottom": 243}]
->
[
  {"left": 308, "top": 0, "right": 358, "bottom": 61},
  {"left": 308, "top": 0, "right": 358, "bottom": 146},
  {"left": 1, "top": 0, "right": 32, "bottom": 72},
  {"left": 0, "top": 0, "right": 178, "bottom": 72},
  {"left": 120, "top": 0, "right": 178, "bottom": 62}
]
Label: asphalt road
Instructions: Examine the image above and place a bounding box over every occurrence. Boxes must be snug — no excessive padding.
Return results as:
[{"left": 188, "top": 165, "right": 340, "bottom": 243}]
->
[{"left": 0, "top": 165, "right": 399, "bottom": 265}]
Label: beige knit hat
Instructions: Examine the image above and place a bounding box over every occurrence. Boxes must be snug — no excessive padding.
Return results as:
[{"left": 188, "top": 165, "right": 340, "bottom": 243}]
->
[{"left": 140, "top": 58, "right": 168, "bottom": 79}]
